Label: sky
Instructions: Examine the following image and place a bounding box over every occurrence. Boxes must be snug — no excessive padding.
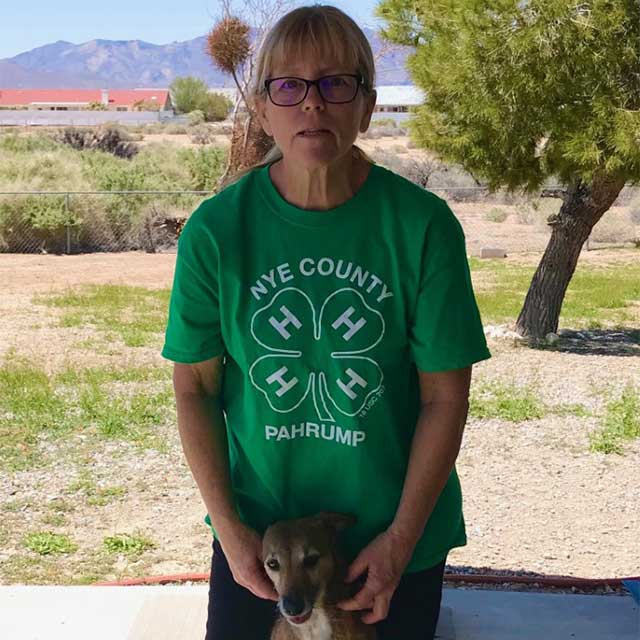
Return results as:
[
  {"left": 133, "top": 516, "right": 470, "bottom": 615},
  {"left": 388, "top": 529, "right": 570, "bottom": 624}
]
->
[{"left": 0, "top": 0, "right": 384, "bottom": 60}]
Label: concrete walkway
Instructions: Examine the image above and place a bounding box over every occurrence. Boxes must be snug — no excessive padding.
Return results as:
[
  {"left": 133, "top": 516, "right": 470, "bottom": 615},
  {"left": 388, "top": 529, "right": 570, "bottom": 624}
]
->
[{"left": 0, "top": 585, "right": 637, "bottom": 639}]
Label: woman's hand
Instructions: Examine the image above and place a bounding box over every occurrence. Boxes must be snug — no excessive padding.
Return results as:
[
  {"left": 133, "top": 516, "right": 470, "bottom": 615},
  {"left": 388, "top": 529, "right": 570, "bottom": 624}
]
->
[
  {"left": 336, "top": 528, "right": 416, "bottom": 624},
  {"left": 218, "top": 521, "right": 279, "bottom": 601}
]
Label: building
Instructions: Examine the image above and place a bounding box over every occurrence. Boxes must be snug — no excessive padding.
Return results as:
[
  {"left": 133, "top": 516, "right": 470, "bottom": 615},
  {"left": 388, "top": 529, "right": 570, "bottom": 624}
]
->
[
  {"left": 373, "top": 85, "right": 425, "bottom": 113},
  {"left": 0, "top": 88, "right": 173, "bottom": 112}
]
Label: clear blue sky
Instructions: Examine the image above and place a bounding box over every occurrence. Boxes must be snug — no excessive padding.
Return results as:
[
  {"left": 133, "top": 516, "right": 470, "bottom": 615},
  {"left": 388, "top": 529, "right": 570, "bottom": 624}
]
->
[{"left": 0, "top": 0, "right": 384, "bottom": 59}]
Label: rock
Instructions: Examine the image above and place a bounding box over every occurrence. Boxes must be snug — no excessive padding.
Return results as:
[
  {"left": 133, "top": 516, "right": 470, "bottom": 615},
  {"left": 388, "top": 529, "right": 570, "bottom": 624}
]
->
[
  {"left": 484, "top": 324, "right": 527, "bottom": 340},
  {"left": 471, "top": 247, "right": 508, "bottom": 258}
]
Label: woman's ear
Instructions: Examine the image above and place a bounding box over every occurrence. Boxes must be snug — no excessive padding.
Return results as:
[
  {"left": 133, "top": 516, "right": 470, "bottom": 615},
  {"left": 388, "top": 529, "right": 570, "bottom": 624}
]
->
[{"left": 253, "top": 95, "right": 273, "bottom": 137}]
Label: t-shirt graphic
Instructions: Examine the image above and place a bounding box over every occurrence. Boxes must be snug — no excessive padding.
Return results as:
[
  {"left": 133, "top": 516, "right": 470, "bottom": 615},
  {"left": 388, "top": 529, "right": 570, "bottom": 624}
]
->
[
  {"left": 251, "top": 283, "right": 386, "bottom": 442},
  {"left": 161, "top": 160, "right": 491, "bottom": 572}
]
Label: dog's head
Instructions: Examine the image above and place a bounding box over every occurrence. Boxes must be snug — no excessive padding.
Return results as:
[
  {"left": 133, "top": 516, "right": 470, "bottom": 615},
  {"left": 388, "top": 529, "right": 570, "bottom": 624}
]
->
[{"left": 262, "top": 511, "right": 357, "bottom": 626}]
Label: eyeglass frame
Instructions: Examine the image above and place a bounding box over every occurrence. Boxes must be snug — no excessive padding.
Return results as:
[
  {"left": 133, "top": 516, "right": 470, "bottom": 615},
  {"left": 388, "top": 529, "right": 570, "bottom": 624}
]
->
[{"left": 263, "top": 73, "right": 365, "bottom": 106}]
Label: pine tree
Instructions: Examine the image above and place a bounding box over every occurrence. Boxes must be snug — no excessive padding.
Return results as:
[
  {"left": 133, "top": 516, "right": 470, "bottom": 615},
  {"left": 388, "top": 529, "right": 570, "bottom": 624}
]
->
[{"left": 376, "top": 0, "right": 640, "bottom": 339}]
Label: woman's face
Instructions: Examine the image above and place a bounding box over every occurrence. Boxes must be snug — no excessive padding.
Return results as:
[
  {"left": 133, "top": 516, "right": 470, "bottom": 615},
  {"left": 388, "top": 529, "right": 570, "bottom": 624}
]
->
[{"left": 255, "top": 57, "right": 377, "bottom": 170}]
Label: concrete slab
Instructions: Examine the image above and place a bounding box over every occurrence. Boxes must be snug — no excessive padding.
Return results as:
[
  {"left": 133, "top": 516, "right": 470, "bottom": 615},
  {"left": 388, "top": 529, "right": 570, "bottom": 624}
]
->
[
  {"left": 445, "top": 589, "right": 639, "bottom": 639},
  {"left": 0, "top": 585, "right": 637, "bottom": 640}
]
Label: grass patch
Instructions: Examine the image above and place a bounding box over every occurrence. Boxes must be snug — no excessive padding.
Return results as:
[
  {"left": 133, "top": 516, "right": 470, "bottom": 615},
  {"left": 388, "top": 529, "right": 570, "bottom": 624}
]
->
[
  {"left": 547, "top": 402, "right": 593, "bottom": 418},
  {"left": 0, "top": 352, "right": 174, "bottom": 472},
  {"left": 103, "top": 532, "right": 155, "bottom": 556},
  {"left": 23, "top": 532, "right": 77, "bottom": 556},
  {"left": 469, "top": 379, "right": 547, "bottom": 422},
  {"left": 34, "top": 284, "right": 170, "bottom": 347},
  {"left": 588, "top": 384, "right": 640, "bottom": 454},
  {"left": 470, "top": 258, "right": 640, "bottom": 328},
  {"left": 469, "top": 379, "right": 594, "bottom": 422},
  {"left": 65, "top": 470, "right": 128, "bottom": 506}
]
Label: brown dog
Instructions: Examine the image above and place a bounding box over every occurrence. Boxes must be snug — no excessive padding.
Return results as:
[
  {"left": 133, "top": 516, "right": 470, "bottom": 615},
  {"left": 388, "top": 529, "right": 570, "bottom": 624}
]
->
[{"left": 263, "top": 511, "right": 377, "bottom": 640}]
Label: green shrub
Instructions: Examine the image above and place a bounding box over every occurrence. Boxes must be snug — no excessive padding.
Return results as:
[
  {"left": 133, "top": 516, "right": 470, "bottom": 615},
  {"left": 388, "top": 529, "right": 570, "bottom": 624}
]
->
[
  {"left": 589, "top": 385, "right": 640, "bottom": 454},
  {"left": 202, "top": 92, "right": 233, "bottom": 122},
  {"left": 0, "top": 133, "right": 61, "bottom": 153},
  {"left": 0, "top": 195, "right": 80, "bottom": 253},
  {"left": 485, "top": 207, "right": 510, "bottom": 223},
  {"left": 187, "top": 110, "right": 206, "bottom": 126},
  {"left": 178, "top": 146, "right": 227, "bottom": 191}
]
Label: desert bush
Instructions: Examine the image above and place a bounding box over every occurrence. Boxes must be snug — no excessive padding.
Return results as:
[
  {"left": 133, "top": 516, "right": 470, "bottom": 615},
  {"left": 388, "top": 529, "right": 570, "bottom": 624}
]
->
[
  {"left": 56, "top": 125, "right": 138, "bottom": 159},
  {"left": 177, "top": 146, "right": 227, "bottom": 192},
  {"left": 164, "top": 123, "right": 189, "bottom": 135},
  {"left": 370, "top": 150, "right": 441, "bottom": 189},
  {"left": 372, "top": 118, "right": 397, "bottom": 128},
  {"left": 516, "top": 198, "right": 562, "bottom": 226},
  {"left": 0, "top": 148, "right": 87, "bottom": 192},
  {"left": 0, "top": 135, "right": 230, "bottom": 252},
  {"left": 202, "top": 92, "right": 233, "bottom": 122},
  {"left": 0, "top": 133, "right": 61, "bottom": 153},
  {"left": 484, "top": 207, "right": 510, "bottom": 223},
  {"left": 188, "top": 124, "right": 214, "bottom": 145},
  {"left": 360, "top": 124, "right": 399, "bottom": 138},
  {"left": 187, "top": 110, "right": 206, "bottom": 126},
  {"left": 0, "top": 194, "right": 79, "bottom": 252}
]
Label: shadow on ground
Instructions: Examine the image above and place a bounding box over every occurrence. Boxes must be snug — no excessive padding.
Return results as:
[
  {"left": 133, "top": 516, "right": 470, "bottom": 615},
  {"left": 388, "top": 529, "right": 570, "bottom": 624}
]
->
[{"left": 530, "top": 328, "right": 640, "bottom": 357}]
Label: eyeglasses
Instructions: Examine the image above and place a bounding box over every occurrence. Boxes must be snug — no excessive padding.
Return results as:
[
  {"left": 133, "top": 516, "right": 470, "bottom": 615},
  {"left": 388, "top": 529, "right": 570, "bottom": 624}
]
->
[{"left": 264, "top": 73, "right": 364, "bottom": 106}]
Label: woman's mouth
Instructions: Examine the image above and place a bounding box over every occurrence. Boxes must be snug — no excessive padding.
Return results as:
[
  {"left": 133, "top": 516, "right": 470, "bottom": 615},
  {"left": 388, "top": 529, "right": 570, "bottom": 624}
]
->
[{"left": 298, "top": 129, "right": 331, "bottom": 136}]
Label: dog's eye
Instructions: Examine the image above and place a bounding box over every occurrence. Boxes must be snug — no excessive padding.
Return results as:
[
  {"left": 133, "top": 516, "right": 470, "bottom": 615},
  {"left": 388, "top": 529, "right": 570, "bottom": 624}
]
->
[
  {"left": 266, "top": 559, "right": 279, "bottom": 571},
  {"left": 303, "top": 554, "right": 320, "bottom": 568}
]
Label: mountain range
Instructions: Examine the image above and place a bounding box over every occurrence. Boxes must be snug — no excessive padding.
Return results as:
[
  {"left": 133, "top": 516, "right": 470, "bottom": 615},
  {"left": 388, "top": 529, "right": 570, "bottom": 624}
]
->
[{"left": 0, "top": 28, "right": 413, "bottom": 89}]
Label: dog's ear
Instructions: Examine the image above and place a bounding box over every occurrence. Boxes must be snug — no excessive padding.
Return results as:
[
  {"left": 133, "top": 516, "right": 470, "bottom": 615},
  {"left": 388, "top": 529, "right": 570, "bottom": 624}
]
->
[{"left": 314, "top": 511, "right": 357, "bottom": 533}]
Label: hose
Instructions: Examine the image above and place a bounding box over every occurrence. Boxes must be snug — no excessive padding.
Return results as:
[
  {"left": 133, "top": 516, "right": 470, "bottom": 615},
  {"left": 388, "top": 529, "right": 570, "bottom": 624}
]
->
[{"left": 92, "top": 571, "right": 640, "bottom": 590}]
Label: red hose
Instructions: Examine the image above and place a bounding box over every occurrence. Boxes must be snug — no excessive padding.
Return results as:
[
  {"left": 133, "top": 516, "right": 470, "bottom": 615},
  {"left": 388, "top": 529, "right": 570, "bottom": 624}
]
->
[{"left": 92, "top": 572, "right": 640, "bottom": 589}]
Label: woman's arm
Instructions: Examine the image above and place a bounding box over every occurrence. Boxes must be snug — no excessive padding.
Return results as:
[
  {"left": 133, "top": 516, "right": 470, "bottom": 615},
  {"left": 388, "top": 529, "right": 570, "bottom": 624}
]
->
[
  {"left": 173, "top": 356, "right": 279, "bottom": 601},
  {"left": 388, "top": 366, "right": 472, "bottom": 544},
  {"left": 173, "top": 356, "right": 242, "bottom": 538},
  {"left": 335, "top": 366, "right": 473, "bottom": 618}
]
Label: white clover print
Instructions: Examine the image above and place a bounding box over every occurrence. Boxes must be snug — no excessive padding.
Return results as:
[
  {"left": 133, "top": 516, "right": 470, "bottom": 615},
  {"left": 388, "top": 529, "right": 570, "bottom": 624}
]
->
[{"left": 248, "top": 287, "right": 385, "bottom": 423}]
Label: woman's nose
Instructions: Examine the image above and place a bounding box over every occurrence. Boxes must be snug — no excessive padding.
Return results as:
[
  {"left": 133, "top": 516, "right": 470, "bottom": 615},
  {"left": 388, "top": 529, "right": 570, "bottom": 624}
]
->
[{"left": 302, "top": 83, "right": 325, "bottom": 110}]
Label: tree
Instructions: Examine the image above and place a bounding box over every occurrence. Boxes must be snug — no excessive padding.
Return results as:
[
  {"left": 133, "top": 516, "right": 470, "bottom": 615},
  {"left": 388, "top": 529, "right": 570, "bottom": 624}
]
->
[
  {"left": 169, "top": 76, "right": 210, "bottom": 115},
  {"left": 201, "top": 92, "right": 234, "bottom": 122},
  {"left": 375, "top": 0, "right": 640, "bottom": 340},
  {"left": 205, "top": 0, "right": 296, "bottom": 185}
]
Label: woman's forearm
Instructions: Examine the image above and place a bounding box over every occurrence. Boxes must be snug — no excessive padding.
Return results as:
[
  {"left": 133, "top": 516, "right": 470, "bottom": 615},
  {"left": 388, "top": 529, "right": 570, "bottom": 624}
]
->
[
  {"left": 389, "top": 400, "right": 469, "bottom": 544},
  {"left": 175, "top": 391, "right": 241, "bottom": 537}
]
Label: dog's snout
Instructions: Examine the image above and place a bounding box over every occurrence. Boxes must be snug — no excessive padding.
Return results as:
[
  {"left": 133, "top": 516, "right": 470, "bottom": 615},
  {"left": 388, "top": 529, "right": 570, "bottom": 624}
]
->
[{"left": 281, "top": 595, "right": 306, "bottom": 616}]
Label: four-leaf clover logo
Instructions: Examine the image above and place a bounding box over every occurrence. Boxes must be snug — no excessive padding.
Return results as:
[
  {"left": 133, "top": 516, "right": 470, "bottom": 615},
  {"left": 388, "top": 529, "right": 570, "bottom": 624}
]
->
[{"left": 249, "top": 287, "right": 385, "bottom": 423}]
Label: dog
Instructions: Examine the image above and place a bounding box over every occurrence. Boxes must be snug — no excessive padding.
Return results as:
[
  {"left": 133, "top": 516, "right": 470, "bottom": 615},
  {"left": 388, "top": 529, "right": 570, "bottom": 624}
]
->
[{"left": 262, "top": 511, "right": 377, "bottom": 640}]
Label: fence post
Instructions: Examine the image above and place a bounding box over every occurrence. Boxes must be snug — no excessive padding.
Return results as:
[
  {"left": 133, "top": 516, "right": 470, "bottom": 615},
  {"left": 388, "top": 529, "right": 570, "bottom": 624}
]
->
[{"left": 65, "top": 192, "right": 71, "bottom": 254}]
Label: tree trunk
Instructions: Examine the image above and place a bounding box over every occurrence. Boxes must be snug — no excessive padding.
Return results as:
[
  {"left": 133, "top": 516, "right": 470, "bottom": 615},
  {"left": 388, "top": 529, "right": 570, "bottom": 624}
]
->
[
  {"left": 218, "top": 103, "right": 273, "bottom": 188},
  {"left": 515, "top": 172, "right": 626, "bottom": 340}
]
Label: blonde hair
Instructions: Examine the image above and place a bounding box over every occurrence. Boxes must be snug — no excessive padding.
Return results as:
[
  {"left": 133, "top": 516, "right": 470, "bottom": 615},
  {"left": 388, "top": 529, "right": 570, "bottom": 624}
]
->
[{"left": 218, "top": 4, "right": 377, "bottom": 190}]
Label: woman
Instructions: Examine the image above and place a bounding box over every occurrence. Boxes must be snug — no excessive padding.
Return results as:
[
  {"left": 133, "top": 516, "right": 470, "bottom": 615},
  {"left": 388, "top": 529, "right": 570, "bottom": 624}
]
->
[{"left": 161, "top": 5, "right": 491, "bottom": 640}]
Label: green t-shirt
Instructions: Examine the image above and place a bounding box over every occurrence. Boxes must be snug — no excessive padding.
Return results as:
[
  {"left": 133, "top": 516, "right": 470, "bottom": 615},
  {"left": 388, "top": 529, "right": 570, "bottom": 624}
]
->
[{"left": 161, "top": 160, "right": 491, "bottom": 572}]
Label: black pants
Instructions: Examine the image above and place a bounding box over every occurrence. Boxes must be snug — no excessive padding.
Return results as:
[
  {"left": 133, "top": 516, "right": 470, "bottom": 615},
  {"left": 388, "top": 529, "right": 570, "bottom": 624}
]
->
[{"left": 205, "top": 537, "right": 446, "bottom": 640}]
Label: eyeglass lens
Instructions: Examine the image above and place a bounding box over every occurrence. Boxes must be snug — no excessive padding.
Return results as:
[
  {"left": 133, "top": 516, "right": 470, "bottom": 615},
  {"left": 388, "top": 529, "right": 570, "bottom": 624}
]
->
[{"left": 269, "top": 75, "right": 358, "bottom": 105}]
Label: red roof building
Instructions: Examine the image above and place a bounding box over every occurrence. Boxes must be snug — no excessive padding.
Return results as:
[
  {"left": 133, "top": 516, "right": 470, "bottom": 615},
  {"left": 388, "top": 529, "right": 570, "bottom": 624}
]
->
[{"left": 0, "top": 89, "right": 172, "bottom": 112}]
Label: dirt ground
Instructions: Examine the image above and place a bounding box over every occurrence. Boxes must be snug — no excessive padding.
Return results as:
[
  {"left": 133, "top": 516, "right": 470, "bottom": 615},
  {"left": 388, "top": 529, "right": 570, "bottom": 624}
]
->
[{"left": 1, "top": 183, "right": 639, "bottom": 588}]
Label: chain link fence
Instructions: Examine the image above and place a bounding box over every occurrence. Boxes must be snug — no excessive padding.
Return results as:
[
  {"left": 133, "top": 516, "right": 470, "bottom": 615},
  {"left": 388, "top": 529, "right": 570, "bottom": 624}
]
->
[
  {"left": 0, "top": 186, "right": 503, "bottom": 255},
  {"left": 0, "top": 190, "right": 211, "bottom": 254},
  {"left": 1, "top": 185, "right": 638, "bottom": 254}
]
